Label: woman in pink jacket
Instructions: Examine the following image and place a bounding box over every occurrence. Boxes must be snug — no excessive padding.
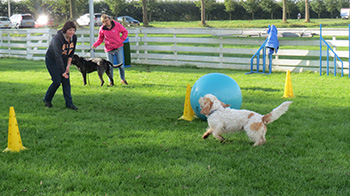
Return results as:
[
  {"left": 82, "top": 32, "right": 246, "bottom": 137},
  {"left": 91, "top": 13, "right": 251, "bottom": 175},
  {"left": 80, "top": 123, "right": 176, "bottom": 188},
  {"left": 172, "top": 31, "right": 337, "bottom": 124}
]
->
[{"left": 92, "top": 14, "right": 129, "bottom": 85}]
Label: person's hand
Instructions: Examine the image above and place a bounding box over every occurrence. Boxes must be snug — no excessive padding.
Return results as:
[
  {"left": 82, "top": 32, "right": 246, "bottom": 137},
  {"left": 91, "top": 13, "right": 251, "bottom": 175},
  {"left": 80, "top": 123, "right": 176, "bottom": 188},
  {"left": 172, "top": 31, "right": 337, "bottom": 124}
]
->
[
  {"left": 91, "top": 45, "right": 96, "bottom": 50},
  {"left": 62, "top": 72, "right": 69, "bottom": 79},
  {"left": 65, "top": 65, "right": 70, "bottom": 74}
]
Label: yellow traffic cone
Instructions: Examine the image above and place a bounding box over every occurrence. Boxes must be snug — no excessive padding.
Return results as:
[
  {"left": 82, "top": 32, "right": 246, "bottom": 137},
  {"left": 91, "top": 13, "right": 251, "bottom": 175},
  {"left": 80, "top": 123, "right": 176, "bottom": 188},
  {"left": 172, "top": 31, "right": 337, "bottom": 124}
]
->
[
  {"left": 179, "top": 84, "right": 195, "bottom": 121},
  {"left": 282, "top": 70, "right": 294, "bottom": 98},
  {"left": 3, "top": 107, "right": 27, "bottom": 152}
]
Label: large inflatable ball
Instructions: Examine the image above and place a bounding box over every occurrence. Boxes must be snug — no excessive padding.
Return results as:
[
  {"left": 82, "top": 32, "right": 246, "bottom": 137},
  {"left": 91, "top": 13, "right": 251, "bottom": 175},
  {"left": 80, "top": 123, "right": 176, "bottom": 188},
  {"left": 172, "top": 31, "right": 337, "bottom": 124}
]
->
[{"left": 190, "top": 73, "right": 242, "bottom": 120}]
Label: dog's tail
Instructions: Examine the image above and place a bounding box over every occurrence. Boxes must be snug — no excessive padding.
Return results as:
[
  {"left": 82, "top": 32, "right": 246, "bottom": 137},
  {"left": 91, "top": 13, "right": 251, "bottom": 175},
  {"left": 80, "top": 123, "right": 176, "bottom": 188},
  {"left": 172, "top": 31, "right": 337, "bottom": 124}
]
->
[
  {"left": 106, "top": 60, "right": 123, "bottom": 68},
  {"left": 113, "top": 62, "right": 123, "bottom": 68},
  {"left": 262, "top": 101, "right": 292, "bottom": 125}
]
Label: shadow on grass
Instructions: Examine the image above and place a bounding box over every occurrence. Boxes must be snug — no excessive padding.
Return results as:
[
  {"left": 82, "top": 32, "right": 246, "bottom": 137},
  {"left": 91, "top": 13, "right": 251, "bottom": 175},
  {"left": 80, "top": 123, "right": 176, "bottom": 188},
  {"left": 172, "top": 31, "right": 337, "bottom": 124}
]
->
[
  {"left": 241, "top": 87, "right": 280, "bottom": 92},
  {"left": 0, "top": 58, "right": 45, "bottom": 72}
]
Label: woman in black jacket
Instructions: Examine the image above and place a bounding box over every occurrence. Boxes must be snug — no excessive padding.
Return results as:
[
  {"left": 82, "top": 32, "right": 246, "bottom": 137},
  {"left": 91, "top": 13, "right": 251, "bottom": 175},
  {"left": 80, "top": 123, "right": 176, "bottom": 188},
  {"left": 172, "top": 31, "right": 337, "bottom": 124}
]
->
[{"left": 43, "top": 21, "right": 78, "bottom": 110}]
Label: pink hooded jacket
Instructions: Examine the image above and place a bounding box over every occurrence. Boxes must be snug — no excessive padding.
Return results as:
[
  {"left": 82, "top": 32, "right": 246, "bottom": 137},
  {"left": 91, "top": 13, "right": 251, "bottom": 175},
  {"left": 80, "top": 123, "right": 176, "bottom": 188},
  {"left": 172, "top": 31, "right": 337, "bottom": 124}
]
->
[{"left": 93, "top": 20, "right": 128, "bottom": 52}]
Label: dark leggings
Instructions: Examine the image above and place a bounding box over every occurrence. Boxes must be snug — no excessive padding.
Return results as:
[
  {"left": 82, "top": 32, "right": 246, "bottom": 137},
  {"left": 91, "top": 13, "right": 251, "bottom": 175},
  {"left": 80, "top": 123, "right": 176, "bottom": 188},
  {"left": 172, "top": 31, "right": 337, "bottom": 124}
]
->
[{"left": 44, "top": 61, "right": 73, "bottom": 107}]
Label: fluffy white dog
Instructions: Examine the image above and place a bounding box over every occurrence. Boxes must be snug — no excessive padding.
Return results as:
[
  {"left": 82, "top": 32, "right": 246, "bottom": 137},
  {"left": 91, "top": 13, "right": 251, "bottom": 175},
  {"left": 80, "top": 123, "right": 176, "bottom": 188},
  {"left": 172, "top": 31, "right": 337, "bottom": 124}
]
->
[{"left": 199, "top": 94, "right": 292, "bottom": 146}]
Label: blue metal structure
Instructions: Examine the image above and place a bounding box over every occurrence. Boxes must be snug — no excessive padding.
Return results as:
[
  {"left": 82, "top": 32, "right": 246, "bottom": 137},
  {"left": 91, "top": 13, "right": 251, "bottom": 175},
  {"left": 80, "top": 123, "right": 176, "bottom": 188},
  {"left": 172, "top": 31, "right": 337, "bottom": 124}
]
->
[
  {"left": 247, "top": 26, "right": 274, "bottom": 75},
  {"left": 319, "top": 24, "right": 346, "bottom": 77}
]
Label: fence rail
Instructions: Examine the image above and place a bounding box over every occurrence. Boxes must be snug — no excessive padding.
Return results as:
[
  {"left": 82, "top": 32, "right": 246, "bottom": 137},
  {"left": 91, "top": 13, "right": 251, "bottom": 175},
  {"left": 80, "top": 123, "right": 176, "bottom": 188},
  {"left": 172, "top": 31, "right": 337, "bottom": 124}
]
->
[{"left": 0, "top": 27, "right": 349, "bottom": 74}]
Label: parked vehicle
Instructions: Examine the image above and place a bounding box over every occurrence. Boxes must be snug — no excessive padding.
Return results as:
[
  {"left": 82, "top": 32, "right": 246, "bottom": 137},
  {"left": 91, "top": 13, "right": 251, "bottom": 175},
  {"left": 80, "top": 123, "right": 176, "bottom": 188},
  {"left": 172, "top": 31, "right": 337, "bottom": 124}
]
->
[
  {"left": 9, "top": 14, "right": 35, "bottom": 28},
  {"left": 94, "top": 13, "right": 102, "bottom": 26},
  {"left": 0, "top": 16, "right": 12, "bottom": 29},
  {"left": 116, "top": 16, "right": 140, "bottom": 26},
  {"left": 35, "top": 15, "right": 56, "bottom": 28},
  {"left": 340, "top": 8, "right": 350, "bottom": 19},
  {"left": 76, "top": 13, "right": 102, "bottom": 26}
]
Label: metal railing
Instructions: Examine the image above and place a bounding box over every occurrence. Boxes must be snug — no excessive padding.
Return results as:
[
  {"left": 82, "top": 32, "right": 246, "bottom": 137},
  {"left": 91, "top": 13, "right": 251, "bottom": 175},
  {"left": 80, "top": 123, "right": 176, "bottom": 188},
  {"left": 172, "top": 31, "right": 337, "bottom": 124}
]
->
[
  {"left": 319, "top": 24, "right": 346, "bottom": 77},
  {"left": 247, "top": 26, "right": 272, "bottom": 75}
]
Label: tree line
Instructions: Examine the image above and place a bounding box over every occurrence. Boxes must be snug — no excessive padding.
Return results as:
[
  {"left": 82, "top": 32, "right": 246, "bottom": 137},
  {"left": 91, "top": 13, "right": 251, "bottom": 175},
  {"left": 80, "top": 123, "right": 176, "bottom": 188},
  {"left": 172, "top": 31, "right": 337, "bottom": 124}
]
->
[{"left": 0, "top": 0, "right": 349, "bottom": 25}]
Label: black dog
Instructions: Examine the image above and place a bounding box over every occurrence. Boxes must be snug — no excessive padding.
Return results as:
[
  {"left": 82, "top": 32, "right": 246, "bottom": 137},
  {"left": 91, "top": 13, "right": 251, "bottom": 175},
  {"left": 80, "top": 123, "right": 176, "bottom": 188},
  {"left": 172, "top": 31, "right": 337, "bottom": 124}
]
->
[{"left": 71, "top": 54, "right": 122, "bottom": 86}]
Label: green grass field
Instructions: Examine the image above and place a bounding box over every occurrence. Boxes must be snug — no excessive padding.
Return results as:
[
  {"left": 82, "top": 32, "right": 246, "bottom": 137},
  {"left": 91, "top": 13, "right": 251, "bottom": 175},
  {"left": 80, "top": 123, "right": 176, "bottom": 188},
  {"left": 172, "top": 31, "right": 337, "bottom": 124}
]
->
[
  {"left": 148, "top": 18, "right": 350, "bottom": 28},
  {"left": 0, "top": 58, "right": 349, "bottom": 195},
  {"left": 68, "top": 18, "right": 350, "bottom": 29}
]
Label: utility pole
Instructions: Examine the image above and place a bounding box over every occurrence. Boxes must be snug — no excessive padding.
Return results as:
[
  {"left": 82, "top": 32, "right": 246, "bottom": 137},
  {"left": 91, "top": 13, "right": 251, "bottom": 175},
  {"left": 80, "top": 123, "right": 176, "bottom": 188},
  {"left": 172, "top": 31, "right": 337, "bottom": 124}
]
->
[
  {"left": 8, "top": 0, "right": 11, "bottom": 18},
  {"left": 89, "top": 0, "right": 95, "bottom": 57}
]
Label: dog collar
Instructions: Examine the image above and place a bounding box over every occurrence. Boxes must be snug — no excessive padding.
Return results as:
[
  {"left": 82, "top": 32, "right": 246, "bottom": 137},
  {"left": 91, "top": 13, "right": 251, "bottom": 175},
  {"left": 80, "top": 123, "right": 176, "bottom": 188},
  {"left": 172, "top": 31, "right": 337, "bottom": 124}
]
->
[{"left": 208, "top": 109, "right": 218, "bottom": 117}]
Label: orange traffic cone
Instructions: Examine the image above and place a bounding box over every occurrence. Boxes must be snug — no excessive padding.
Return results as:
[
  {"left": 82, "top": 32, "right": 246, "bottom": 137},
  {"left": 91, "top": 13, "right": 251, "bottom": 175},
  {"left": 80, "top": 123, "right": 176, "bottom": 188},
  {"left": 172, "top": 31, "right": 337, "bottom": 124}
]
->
[
  {"left": 3, "top": 107, "right": 27, "bottom": 152},
  {"left": 282, "top": 70, "right": 294, "bottom": 98},
  {"left": 179, "top": 84, "right": 195, "bottom": 121}
]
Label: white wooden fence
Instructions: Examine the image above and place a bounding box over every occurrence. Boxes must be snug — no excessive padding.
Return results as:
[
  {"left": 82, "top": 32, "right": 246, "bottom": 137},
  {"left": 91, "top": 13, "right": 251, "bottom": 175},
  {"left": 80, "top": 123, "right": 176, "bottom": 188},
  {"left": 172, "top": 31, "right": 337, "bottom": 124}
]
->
[{"left": 0, "top": 27, "right": 349, "bottom": 74}]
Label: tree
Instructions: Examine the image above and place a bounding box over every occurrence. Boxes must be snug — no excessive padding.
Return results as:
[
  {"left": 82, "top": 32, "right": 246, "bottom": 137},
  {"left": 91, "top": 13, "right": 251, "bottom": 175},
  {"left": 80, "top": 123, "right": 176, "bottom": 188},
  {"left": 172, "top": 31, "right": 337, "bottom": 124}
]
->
[
  {"left": 6, "top": 1, "right": 31, "bottom": 17},
  {"left": 201, "top": 0, "right": 206, "bottom": 25},
  {"left": 285, "top": 0, "right": 296, "bottom": 19},
  {"left": 46, "top": 0, "right": 72, "bottom": 20},
  {"left": 224, "top": 0, "right": 236, "bottom": 20},
  {"left": 282, "top": 0, "right": 287, "bottom": 22},
  {"left": 325, "top": 0, "right": 337, "bottom": 18},
  {"left": 142, "top": 0, "right": 149, "bottom": 26},
  {"left": 69, "top": 0, "right": 77, "bottom": 20},
  {"left": 105, "top": 0, "right": 127, "bottom": 17},
  {"left": 311, "top": 0, "right": 325, "bottom": 18},
  {"left": 136, "top": 0, "right": 156, "bottom": 22},
  {"left": 147, "top": 0, "right": 157, "bottom": 22},
  {"left": 297, "top": 0, "right": 305, "bottom": 14},
  {"left": 194, "top": 0, "right": 216, "bottom": 26},
  {"left": 260, "top": 0, "right": 277, "bottom": 19},
  {"left": 305, "top": 0, "right": 310, "bottom": 22},
  {"left": 241, "top": 0, "right": 260, "bottom": 20},
  {"left": 94, "top": 1, "right": 112, "bottom": 15},
  {"left": 24, "top": 0, "right": 44, "bottom": 18},
  {"left": 337, "top": 0, "right": 350, "bottom": 11}
]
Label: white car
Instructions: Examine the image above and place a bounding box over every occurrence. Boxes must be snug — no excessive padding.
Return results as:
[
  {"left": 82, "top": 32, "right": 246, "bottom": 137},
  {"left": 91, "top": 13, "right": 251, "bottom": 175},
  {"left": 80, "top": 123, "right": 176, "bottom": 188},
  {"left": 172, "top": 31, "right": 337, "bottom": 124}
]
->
[
  {"left": 94, "top": 13, "right": 102, "bottom": 26},
  {"left": 9, "top": 14, "right": 35, "bottom": 28},
  {"left": 76, "top": 13, "right": 102, "bottom": 26},
  {"left": 0, "top": 16, "right": 12, "bottom": 28}
]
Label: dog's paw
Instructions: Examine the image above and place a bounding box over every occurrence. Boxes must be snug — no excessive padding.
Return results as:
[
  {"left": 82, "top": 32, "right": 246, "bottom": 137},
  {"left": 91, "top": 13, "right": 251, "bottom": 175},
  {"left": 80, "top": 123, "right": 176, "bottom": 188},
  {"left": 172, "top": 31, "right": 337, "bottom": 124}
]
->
[{"left": 202, "top": 133, "right": 210, "bottom": 139}]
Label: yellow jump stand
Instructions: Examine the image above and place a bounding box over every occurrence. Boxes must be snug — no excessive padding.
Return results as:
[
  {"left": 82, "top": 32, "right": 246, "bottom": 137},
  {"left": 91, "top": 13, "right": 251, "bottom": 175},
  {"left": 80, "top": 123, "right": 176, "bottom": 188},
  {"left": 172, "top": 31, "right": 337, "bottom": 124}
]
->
[
  {"left": 179, "top": 84, "right": 195, "bottom": 121},
  {"left": 282, "top": 70, "right": 294, "bottom": 98},
  {"left": 3, "top": 106, "right": 27, "bottom": 152}
]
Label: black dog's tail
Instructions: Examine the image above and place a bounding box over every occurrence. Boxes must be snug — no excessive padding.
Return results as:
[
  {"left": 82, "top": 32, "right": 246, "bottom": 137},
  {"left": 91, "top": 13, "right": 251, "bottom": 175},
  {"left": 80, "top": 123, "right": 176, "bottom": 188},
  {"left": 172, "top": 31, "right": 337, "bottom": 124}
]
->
[{"left": 106, "top": 60, "right": 123, "bottom": 68}]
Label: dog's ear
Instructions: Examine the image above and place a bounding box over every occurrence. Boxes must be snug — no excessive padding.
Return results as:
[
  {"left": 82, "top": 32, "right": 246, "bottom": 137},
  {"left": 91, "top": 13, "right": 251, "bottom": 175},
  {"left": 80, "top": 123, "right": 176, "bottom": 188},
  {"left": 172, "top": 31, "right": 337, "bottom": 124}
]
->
[
  {"left": 219, "top": 100, "right": 230, "bottom": 108},
  {"left": 200, "top": 97, "right": 213, "bottom": 115}
]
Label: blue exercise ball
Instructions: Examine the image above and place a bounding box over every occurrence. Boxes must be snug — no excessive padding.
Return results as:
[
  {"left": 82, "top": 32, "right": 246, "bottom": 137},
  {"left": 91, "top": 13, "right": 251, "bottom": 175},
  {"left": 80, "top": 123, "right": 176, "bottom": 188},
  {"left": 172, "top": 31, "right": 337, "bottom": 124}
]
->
[{"left": 190, "top": 73, "right": 242, "bottom": 120}]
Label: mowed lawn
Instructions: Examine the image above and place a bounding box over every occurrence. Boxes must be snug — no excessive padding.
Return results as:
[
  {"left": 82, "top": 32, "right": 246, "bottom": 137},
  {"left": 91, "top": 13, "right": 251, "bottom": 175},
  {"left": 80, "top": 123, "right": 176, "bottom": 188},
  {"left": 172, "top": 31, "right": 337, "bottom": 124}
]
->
[{"left": 0, "top": 58, "right": 349, "bottom": 195}]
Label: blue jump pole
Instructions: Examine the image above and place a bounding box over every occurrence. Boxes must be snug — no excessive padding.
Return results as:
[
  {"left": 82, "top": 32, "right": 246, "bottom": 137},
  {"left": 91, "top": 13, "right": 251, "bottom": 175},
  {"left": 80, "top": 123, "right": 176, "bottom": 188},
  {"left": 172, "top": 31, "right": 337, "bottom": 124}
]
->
[
  {"left": 319, "top": 24, "right": 346, "bottom": 77},
  {"left": 247, "top": 25, "right": 273, "bottom": 75},
  {"left": 269, "top": 53, "right": 272, "bottom": 74}
]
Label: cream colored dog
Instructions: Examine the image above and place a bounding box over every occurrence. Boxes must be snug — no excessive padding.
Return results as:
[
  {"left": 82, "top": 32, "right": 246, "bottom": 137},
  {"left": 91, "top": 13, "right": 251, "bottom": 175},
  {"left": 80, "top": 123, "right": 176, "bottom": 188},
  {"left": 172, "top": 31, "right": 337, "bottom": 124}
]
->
[{"left": 199, "top": 94, "right": 292, "bottom": 146}]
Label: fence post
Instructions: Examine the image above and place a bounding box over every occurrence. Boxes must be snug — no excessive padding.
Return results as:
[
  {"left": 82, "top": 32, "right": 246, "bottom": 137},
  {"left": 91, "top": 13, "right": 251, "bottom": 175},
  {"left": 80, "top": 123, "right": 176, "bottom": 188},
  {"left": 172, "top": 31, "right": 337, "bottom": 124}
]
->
[
  {"left": 7, "top": 32, "right": 10, "bottom": 56},
  {"left": 174, "top": 33, "right": 177, "bottom": 64},
  {"left": 219, "top": 36, "right": 223, "bottom": 67},
  {"left": 135, "top": 29, "right": 140, "bottom": 62},
  {"left": 26, "top": 30, "right": 32, "bottom": 60},
  {"left": 144, "top": 33, "right": 148, "bottom": 61}
]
